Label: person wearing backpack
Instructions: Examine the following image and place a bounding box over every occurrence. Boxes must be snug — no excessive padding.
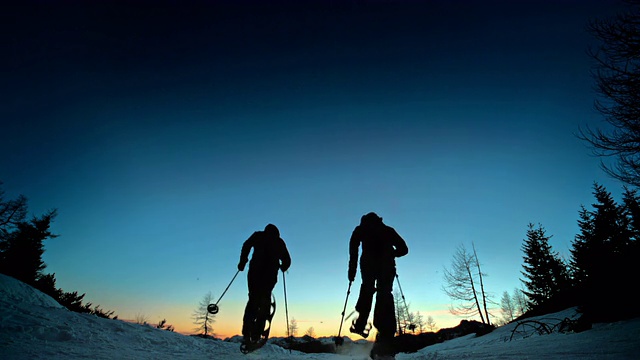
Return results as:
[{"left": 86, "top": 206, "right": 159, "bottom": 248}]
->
[
  {"left": 237, "top": 223, "right": 291, "bottom": 346},
  {"left": 348, "top": 212, "right": 408, "bottom": 358}
]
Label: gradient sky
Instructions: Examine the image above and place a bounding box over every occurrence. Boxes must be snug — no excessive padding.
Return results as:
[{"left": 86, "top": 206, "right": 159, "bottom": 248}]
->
[{"left": 1, "top": 0, "right": 628, "bottom": 338}]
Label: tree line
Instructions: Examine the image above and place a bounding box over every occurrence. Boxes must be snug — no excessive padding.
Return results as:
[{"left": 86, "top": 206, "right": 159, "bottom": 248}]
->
[
  {"left": 517, "top": 0, "right": 640, "bottom": 326},
  {"left": 0, "top": 182, "right": 115, "bottom": 318},
  {"left": 3, "top": 178, "right": 638, "bottom": 335},
  {"left": 442, "top": 0, "right": 640, "bottom": 329},
  {"left": 442, "top": 182, "right": 640, "bottom": 329},
  {"left": 0, "top": 183, "right": 215, "bottom": 333},
  {"left": 520, "top": 183, "right": 640, "bottom": 323}
]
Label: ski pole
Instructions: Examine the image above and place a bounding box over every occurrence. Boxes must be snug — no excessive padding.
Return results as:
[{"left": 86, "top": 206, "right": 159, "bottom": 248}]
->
[
  {"left": 283, "top": 270, "right": 290, "bottom": 338},
  {"left": 395, "top": 273, "right": 414, "bottom": 330},
  {"left": 334, "top": 281, "right": 352, "bottom": 346},
  {"left": 207, "top": 270, "right": 240, "bottom": 314}
]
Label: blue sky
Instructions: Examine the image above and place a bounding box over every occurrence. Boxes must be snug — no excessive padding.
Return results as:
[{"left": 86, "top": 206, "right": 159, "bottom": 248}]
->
[{"left": 1, "top": 0, "right": 627, "bottom": 337}]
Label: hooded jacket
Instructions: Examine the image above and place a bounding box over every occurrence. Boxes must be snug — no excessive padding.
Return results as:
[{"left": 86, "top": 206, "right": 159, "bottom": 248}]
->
[
  {"left": 239, "top": 224, "right": 291, "bottom": 276},
  {"left": 349, "top": 213, "right": 408, "bottom": 276}
]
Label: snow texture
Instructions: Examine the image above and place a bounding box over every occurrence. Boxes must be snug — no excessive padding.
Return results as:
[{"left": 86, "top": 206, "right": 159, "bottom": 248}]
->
[{"left": 1, "top": 273, "right": 639, "bottom": 359}]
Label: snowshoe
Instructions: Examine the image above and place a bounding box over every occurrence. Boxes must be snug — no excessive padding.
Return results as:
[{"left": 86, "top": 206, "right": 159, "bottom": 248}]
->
[
  {"left": 240, "top": 294, "right": 276, "bottom": 354},
  {"left": 240, "top": 338, "right": 267, "bottom": 354},
  {"left": 349, "top": 318, "right": 372, "bottom": 338}
]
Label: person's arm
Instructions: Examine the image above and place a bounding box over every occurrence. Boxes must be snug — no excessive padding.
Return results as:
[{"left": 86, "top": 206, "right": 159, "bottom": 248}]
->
[
  {"left": 348, "top": 227, "right": 361, "bottom": 281},
  {"left": 238, "top": 233, "right": 256, "bottom": 271},
  {"left": 390, "top": 227, "right": 408, "bottom": 258},
  {"left": 279, "top": 239, "right": 291, "bottom": 272}
]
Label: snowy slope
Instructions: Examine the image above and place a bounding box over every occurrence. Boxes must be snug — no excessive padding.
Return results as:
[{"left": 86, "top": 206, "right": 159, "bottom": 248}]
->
[{"left": 1, "top": 273, "right": 639, "bottom": 359}]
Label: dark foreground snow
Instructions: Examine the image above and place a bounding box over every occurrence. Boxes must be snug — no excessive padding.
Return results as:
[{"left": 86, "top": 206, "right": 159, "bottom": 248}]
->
[{"left": 1, "top": 273, "right": 639, "bottom": 359}]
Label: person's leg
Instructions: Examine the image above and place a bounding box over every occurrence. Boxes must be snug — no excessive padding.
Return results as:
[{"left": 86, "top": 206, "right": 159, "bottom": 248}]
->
[
  {"left": 353, "top": 268, "right": 375, "bottom": 331},
  {"left": 254, "top": 282, "right": 275, "bottom": 340},
  {"left": 242, "top": 290, "right": 258, "bottom": 339},
  {"left": 372, "top": 268, "right": 397, "bottom": 355},
  {"left": 243, "top": 269, "right": 267, "bottom": 341}
]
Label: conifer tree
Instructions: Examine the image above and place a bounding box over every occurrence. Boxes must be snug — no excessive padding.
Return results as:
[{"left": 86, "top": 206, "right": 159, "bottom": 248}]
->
[
  {"left": 570, "top": 183, "right": 637, "bottom": 321},
  {"left": 0, "top": 209, "right": 57, "bottom": 286},
  {"left": 0, "top": 184, "right": 27, "bottom": 238},
  {"left": 621, "top": 187, "right": 640, "bottom": 247},
  {"left": 520, "top": 223, "right": 569, "bottom": 311},
  {"left": 571, "top": 184, "right": 624, "bottom": 288},
  {"left": 620, "top": 187, "right": 640, "bottom": 318},
  {"left": 0, "top": 183, "right": 115, "bottom": 318}
]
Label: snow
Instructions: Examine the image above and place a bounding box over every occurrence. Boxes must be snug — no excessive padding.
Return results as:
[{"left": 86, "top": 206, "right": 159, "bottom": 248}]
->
[{"left": 1, "top": 273, "right": 639, "bottom": 359}]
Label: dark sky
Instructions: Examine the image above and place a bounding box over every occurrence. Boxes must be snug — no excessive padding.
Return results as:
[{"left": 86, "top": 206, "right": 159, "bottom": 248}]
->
[
  {"left": 1, "top": 0, "right": 627, "bottom": 336},
  {"left": 5, "top": 1, "right": 620, "bottom": 124}
]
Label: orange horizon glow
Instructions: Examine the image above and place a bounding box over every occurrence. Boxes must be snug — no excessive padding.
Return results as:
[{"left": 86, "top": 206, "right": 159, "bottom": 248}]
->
[
  {"left": 165, "top": 308, "right": 469, "bottom": 340},
  {"left": 117, "top": 300, "right": 481, "bottom": 341}
]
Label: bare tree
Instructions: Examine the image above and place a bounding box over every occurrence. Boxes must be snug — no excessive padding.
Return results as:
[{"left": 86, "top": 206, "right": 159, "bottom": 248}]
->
[
  {"left": 499, "top": 291, "right": 516, "bottom": 325},
  {"left": 442, "top": 243, "right": 491, "bottom": 324},
  {"left": 412, "top": 311, "right": 425, "bottom": 333},
  {"left": 498, "top": 287, "right": 528, "bottom": 326},
  {"left": 512, "top": 288, "right": 527, "bottom": 316},
  {"left": 192, "top": 292, "right": 215, "bottom": 336},
  {"left": 393, "top": 289, "right": 404, "bottom": 334},
  {"left": 393, "top": 289, "right": 414, "bottom": 334},
  {"left": 425, "top": 315, "right": 437, "bottom": 332},
  {"left": 288, "top": 317, "right": 298, "bottom": 337},
  {"left": 304, "top": 326, "right": 315, "bottom": 338},
  {"left": 578, "top": 0, "right": 640, "bottom": 186},
  {"left": 471, "top": 243, "right": 492, "bottom": 326}
]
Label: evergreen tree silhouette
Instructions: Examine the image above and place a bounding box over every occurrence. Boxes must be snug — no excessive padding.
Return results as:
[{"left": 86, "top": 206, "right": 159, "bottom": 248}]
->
[
  {"left": 520, "top": 223, "right": 569, "bottom": 312},
  {"left": 0, "top": 210, "right": 57, "bottom": 286},
  {"left": 570, "top": 183, "right": 637, "bottom": 321}
]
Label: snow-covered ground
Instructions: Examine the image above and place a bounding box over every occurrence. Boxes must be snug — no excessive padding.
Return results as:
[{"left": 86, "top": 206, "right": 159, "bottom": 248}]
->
[{"left": 1, "top": 273, "right": 639, "bottom": 359}]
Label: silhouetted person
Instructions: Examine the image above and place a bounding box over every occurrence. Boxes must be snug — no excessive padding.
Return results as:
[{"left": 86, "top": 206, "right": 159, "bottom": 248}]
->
[
  {"left": 348, "top": 212, "right": 408, "bottom": 358},
  {"left": 237, "top": 223, "right": 291, "bottom": 345}
]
